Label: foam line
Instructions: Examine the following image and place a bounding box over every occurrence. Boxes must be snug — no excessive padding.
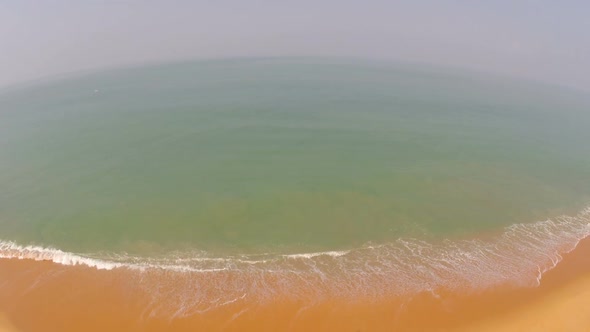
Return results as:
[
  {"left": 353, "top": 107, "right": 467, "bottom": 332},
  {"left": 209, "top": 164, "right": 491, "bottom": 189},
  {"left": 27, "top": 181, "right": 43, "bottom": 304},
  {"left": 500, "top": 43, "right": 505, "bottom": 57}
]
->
[{"left": 1, "top": 206, "right": 589, "bottom": 315}]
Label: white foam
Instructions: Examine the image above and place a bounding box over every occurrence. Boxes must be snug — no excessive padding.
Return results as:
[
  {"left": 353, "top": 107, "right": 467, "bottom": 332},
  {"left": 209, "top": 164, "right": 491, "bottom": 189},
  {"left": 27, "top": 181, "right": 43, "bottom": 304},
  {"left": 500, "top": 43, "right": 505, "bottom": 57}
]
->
[
  {"left": 283, "top": 250, "right": 350, "bottom": 259},
  {"left": 1, "top": 205, "right": 590, "bottom": 314},
  {"left": 0, "top": 241, "right": 123, "bottom": 270}
]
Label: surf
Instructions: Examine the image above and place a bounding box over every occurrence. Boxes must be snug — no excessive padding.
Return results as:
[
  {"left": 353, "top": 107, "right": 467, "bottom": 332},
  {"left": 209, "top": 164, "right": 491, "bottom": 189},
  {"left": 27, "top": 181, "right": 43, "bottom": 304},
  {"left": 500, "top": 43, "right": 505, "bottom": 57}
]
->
[{"left": 1, "top": 206, "right": 588, "bottom": 314}]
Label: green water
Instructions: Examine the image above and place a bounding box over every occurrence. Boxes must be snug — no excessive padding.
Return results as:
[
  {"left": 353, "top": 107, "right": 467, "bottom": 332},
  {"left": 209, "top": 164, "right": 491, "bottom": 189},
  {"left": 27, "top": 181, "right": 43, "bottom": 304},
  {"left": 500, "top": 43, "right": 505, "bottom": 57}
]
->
[{"left": 1, "top": 59, "right": 589, "bottom": 254}]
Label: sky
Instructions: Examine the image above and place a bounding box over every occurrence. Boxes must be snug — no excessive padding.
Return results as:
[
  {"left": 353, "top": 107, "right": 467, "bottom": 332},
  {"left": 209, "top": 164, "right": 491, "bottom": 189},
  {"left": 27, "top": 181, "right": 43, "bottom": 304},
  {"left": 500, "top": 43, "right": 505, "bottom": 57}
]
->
[{"left": 1, "top": 0, "right": 589, "bottom": 91}]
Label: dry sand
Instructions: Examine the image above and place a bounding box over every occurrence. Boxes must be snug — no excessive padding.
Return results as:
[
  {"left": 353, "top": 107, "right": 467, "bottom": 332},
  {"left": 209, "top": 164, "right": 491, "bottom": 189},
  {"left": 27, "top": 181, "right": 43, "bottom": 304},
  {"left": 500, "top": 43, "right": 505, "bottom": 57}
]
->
[
  {"left": 457, "top": 275, "right": 590, "bottom": 332},
  {"left": 0, "top": 314, "right": 18, "bottom": 332}
]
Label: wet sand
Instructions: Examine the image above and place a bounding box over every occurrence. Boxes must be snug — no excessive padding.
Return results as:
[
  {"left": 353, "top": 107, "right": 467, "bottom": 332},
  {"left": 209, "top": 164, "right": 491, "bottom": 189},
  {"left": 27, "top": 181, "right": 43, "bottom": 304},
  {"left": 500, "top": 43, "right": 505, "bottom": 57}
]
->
[
  {"left": 0, "top": 237, "right": 589, "bottom": 332},
  {"left": 456, "top": 236, "right": 590, "bottom": 332}
]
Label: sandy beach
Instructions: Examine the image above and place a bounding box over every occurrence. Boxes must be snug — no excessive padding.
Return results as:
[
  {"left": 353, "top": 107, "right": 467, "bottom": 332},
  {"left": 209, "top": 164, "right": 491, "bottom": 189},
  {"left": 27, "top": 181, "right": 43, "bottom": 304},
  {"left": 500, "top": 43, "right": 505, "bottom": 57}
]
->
[
  {"left": 0, "top": 237, "right": 589, "bottom": 332},
  {"left": 453, "top": 236, "right": 590, "bottom": 332},
  {"left": 459, "top": 275, "right": 590, "bottom": 332},
  {"left": 0, "top": 314, "right": 18, "bottom": 332}
]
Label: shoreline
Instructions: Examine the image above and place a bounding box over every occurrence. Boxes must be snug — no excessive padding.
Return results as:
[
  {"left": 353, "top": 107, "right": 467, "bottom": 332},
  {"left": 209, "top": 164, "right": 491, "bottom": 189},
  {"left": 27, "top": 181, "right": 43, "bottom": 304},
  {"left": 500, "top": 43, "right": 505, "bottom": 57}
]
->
[
  {"left": 455, "top": 235, "right": 590, "bottom": 331},
  {"left": 0, "top": 237, "right": 589, "bottom": 331}
]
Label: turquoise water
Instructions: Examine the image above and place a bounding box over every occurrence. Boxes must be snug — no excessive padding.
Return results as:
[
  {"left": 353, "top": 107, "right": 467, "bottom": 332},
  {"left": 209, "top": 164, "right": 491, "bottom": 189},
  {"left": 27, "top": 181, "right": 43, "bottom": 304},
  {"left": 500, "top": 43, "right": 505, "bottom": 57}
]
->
[{"left": 1, "top": 58, "right": 589, "bottom": 255}]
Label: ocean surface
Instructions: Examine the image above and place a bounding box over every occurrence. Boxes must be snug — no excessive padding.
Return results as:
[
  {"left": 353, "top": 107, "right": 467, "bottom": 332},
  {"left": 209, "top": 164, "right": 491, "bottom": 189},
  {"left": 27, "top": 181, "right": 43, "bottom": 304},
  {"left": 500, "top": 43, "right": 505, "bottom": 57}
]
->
[{"left": 1, "top": 58, "right": 590, "bottom": 330}]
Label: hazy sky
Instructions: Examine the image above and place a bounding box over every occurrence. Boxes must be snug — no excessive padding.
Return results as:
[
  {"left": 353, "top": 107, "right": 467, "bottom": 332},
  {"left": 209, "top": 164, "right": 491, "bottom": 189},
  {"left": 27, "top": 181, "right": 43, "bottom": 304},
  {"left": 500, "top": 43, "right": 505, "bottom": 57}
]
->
[{"left": 1, "top": 1, "right": 589, "bottom": 90}]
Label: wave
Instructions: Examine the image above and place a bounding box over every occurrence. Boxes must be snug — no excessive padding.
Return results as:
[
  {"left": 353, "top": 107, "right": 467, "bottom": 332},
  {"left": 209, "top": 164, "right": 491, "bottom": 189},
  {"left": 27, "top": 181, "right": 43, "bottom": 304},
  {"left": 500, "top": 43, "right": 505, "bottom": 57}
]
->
[{"left": 1, "top": 206, "right": 590, "bottom": 315}]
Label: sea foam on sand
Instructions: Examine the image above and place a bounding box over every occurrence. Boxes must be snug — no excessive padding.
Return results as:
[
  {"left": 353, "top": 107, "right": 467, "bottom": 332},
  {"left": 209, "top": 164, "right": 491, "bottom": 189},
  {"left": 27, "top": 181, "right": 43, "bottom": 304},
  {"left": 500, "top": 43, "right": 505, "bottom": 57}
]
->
[{"left": 1, "top": 207, "right": 590, "bottom": 331}]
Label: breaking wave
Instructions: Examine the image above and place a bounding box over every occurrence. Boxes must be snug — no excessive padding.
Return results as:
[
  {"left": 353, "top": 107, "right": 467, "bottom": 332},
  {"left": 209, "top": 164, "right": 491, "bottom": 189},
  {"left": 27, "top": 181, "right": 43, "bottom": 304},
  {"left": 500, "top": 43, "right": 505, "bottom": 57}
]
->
[{"left": 1, "top": 206, "right": 589, "bottom": 316}]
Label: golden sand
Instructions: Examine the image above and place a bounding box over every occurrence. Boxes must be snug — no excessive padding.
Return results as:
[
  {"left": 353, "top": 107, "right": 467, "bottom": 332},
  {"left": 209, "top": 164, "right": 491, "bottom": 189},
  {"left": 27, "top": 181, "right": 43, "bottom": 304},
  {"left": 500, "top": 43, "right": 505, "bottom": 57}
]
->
[
  {"left": 0, "top": 314, "right": 18, "bottom": 332},
  {"left": 1, "top": 238, "right": 589, "bottom": 332},
  {"left": 458, "top": 275, "right": 590, "bottom": 332},
  {"left": 454, "top": 237, "right": 590, "bottom": 332}
]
